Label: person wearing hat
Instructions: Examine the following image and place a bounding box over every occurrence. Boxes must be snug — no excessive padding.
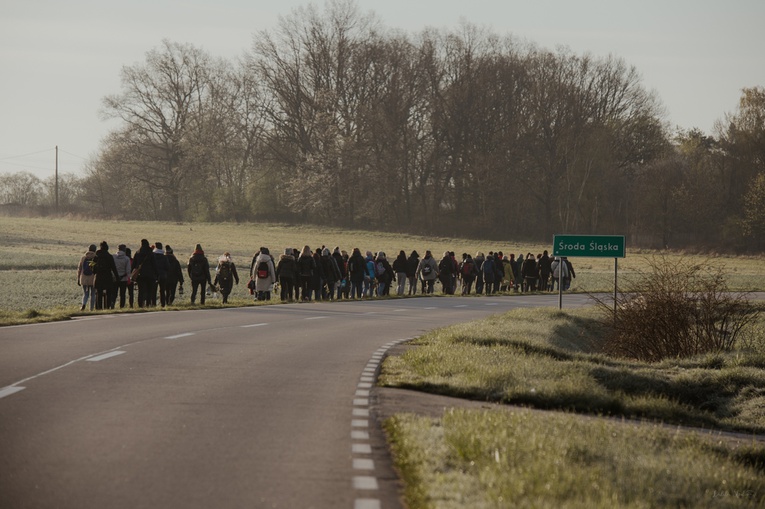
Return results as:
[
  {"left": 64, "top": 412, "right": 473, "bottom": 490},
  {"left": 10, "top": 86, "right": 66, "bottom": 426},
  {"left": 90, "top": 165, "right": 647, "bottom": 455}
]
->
[
  {"left": 112, "top": 244, "right": 132, "bottom": 308},
  {"left": 187, "top": 244, "right": 212, "bottom": 305},
  {"left": 164, "top": 245, "right": 184, "bottom": 305},
  {"left": 77, "top": 244, "right": 98, "bottom": 311}
]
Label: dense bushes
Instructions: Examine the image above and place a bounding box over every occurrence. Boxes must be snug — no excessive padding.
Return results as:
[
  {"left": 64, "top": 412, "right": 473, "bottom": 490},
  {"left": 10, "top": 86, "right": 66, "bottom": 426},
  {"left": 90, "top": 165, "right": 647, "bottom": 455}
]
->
[{"left": 596, "top": 256, "right": 759, "bottom": 361}]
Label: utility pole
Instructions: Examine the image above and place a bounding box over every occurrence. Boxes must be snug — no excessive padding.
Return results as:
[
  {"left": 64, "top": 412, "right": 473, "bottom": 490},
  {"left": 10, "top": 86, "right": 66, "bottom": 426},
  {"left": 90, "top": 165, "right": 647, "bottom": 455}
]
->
[{"left": 55, "top": 145, "right": 59, "bottom": 212}]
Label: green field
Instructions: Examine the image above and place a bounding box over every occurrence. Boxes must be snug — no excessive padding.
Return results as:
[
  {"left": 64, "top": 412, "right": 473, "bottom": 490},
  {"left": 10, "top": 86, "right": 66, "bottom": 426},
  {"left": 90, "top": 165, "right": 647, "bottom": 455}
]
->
[{"left": 2, "top": 216, "right": 765, "bottom": 321}]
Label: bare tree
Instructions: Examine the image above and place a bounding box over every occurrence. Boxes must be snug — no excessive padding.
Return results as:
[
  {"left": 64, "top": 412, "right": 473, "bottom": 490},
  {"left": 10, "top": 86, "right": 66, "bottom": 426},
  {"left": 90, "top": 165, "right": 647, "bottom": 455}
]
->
[
  {"left": 0, "top": 172, "right": 42, "bottom": 206},
  {"left": 101, "top": 40, "right": 215, "bottom": 221}
]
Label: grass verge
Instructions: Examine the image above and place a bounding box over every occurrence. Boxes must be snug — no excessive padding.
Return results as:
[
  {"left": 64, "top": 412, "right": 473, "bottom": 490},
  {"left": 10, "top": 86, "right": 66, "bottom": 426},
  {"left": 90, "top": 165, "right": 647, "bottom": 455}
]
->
[
  {"left": 380, "top": 306, "right": 765, "bottom": 507},
  {"left": 379, "top": 307, "right": 765, "bottom": 434},
  {"left": 384, "top": 408, "right": 765, "bottom": 508}
]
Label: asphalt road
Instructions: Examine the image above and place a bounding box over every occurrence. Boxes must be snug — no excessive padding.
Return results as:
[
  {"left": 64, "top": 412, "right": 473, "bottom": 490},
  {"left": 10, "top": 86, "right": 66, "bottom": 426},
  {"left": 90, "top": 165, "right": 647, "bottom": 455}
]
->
[{"left": 0, "top": 293, "right": 594, "bottom": 509}]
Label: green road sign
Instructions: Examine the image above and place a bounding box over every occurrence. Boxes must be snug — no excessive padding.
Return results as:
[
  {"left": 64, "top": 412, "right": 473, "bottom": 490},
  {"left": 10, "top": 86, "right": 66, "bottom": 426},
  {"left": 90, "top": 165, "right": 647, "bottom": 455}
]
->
[{"left": 553, "top": 234, "right": 625, "bottom": 258}]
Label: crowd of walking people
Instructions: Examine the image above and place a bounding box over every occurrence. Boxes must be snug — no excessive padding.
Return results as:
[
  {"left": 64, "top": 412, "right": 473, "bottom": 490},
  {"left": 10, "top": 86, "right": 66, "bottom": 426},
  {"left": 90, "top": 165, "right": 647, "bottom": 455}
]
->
[{"left": 76, "top": 240, "right": 576, "bottom": 310}]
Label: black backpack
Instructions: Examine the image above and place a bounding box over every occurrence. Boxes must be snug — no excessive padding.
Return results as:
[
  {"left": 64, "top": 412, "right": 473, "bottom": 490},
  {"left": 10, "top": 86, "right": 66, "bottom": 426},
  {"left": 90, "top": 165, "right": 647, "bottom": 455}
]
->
[{"left": 191, "top": 258, "right": 205, "bottom": 278}]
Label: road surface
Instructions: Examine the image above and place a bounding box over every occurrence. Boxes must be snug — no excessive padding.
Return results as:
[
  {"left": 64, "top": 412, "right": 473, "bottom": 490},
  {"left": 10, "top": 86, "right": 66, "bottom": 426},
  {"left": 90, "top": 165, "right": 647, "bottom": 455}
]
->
[{"left": 0, "top": 294, "right": 594, "bottom": 509}]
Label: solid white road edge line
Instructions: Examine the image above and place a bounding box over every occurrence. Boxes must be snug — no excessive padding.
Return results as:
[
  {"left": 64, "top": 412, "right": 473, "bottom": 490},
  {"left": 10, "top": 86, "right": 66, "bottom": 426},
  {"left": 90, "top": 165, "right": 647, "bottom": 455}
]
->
[{"left": 352, "top": 337, "right": 413, "bottom": 508}]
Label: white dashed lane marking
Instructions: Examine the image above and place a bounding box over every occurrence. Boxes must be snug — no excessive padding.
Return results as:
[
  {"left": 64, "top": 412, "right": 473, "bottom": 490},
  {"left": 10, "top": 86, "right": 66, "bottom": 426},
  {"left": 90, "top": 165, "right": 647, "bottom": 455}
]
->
[
  {"left": 86, "top": 351, "right": 126, "bottom": 362},
  {"left": 240, "top": 323, "right": 268, "bottom": 328},
  {"left": 165, "top": 332, "right": 195, "bottom": 339},
  {"left": 0, "top": 386, "right": 25, "bottom": 399}
]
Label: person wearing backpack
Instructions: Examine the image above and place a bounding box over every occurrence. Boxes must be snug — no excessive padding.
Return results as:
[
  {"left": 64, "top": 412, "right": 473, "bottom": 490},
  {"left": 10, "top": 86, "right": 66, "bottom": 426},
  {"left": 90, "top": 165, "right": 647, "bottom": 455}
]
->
[
  {"left": 374, "top": 252, "right": 393, "bottom": 296},
  {"left": 459, "top": 254, "right": 477, "bottom": 295},
  {"left": 417, "top": 250, "right": 439, "bottom": 294},
  {"left": 112, "top": 244, "right": 132, "bottom": 309},
  {"left": 77, "top": 244, "right": 97, "bottom": 311},
  {"left": 187, "top": 244, "right": 212, "bottom": 305},
  {"left": 214, "top": 252, "right": 239, "bottom": 304},
  {"left": 252, "top": 247, "right": 275, "bottom": 301}
]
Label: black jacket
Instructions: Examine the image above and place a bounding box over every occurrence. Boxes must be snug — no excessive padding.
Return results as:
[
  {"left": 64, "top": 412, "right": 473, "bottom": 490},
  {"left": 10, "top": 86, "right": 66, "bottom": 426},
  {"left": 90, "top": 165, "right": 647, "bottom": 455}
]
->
[
  {"left": 188, "top": 252, "right": 211, "bottom": 283},
  {"left": 132, "top": 246, "right": 158, "bottom": 281}
]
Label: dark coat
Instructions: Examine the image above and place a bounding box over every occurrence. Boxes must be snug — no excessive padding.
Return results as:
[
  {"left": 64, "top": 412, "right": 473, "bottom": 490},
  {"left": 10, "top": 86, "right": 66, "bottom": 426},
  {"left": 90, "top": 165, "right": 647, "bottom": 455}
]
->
[
  {"left": 406, "top": 254, "right": 420, "bottom": 278},
  {"left": 187, "top": 252, "right": 211, "bottom": 283},
  {"left": 392, "top": 254, "right": 408, "bottom": 274},
  {"left": 154, "top": 251, "right": 171, "bottom": 280},
  {"left": 276, "top": 254, "right": 297, "bottom": 280},
  {"left": 167, "top": 254, "right": 184, "bottom": 286},
  {"left": 347, "top": 252, "right": 367, "bottom": 282},
  {"left": 94, "top": 247, "right": 119, "bottom": 289},
  {"left": 133, "top": 246, "right": 158, "bottom": 281},
  {"left": 297, "top": 254, "right": 316, "bottom": 278},
  {"left": 321, "top": 255, "right": 341, "bottom": 284}
]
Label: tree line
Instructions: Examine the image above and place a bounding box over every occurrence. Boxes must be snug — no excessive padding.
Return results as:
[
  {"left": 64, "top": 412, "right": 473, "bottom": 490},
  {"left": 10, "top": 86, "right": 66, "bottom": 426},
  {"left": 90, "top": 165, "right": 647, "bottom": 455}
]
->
[{"left": 3, "top": 0, "right": 764, "bottom": 251}]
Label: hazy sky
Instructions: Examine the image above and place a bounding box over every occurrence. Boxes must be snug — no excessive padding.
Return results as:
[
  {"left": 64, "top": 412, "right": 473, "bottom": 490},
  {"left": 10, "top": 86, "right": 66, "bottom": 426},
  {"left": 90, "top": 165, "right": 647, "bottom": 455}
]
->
[{"left": 1, "top": 0, "right": 763, "bottom": 180}]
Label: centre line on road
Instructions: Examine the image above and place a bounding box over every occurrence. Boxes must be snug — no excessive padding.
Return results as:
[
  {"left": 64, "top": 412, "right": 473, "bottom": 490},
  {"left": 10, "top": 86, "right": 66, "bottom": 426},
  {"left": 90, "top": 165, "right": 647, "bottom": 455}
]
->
[
  {"left": 86, "top": 351, "right": 126, "bottom": 362},
  {"left": 165, "top": 333, "right": 195, "bottom": 339},
  {"left": 305, "top": 316, "right": 327, "bottom": 320},
  {"left": 240, "top": 323, "right": 268, "bottom": 328},
  {"left": 0, "top": 386, "right": 25, "bottom": 399}
]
